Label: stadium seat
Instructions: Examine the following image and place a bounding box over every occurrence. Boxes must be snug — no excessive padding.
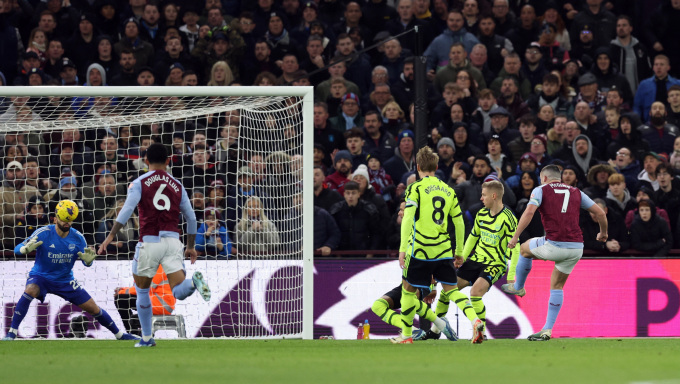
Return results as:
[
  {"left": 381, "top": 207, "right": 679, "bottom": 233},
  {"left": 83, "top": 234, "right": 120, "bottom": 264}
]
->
[{"left": 151, "top": 315, "right": 186, "bottom": 338}]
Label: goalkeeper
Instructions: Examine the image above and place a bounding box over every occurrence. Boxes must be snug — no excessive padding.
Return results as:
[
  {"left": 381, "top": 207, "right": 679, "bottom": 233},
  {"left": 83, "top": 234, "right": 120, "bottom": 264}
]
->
[{"left": 3, "top": 202, "right": 139, "bottom": 341}]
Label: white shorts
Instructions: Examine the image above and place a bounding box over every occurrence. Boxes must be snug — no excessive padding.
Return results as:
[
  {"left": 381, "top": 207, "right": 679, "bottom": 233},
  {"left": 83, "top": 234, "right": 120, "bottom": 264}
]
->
[
  {"left": 528, "top": 237, "right": 583, "bottom": 274},
  {"left": 132, "top": 237, "right": 185, "bottom": 278}
]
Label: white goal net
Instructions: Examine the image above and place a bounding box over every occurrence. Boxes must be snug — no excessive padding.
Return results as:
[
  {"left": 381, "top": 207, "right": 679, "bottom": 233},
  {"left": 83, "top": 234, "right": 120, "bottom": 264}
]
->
[{"left": 0, "top": 86, "right": 314, "bottom": 339}]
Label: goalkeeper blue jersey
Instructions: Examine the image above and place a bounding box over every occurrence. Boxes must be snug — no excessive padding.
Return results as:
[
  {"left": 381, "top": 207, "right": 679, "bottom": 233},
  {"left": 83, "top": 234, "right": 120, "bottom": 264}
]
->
[{"left": 14, "top": 225, "right": 89, "bottom": 283}]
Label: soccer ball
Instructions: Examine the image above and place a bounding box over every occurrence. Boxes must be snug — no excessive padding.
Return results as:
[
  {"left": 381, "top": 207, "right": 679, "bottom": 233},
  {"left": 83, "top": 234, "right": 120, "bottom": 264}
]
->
[{"left": 56, "top": 200, "right": 79, "bottom": 222}]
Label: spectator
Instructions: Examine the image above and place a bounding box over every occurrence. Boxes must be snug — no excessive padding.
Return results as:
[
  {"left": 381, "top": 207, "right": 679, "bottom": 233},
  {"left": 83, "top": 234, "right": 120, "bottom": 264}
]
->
[
  {"left": 639, "top": 102, "right": 680, "bottom": 156},
  {"left": 329, "top": 93, "right": 364, "bottom": 132},
  {"left": 325, "top": 149, "right": 353, "bottom": 194},
  {"left": 65, "top": 13, "right": 97, "bottom": 80},
  {"left": 207, "top": 61, "right": 234, "bottom": 86},
  {"left": 470, "top": 88, "right": 498, "bottom": 135},
  {"left": 606, "top": 113, "right": 649, "bottom": 161},
  {"left": 605, "top": 173, "right": 636, "bottom": 218},
  {"left": 569, "top": 0, "right": 615, "bottom": 50},
  {"left": 152, "top": 36, "right": 194, "bottom": 83},
  {"left": 182, "top": 144, "right": 217, "bottom": 192},
  {"left": 196, "top": 207, "right": 232, "bottom": 259},
  {"left": 386, "top": 0, "right": 430, "bottom": 55},
  {"left": 625, "top": 186, "right": 670, "bottom": 229},
  {"left": 364, "top": 82, "right": 394, "bottom": 120},
  {"left": 574, "top": 72, "right": 606, "bottom": 113},
  {"left": 95, "top": 199, "right": 138, "bottom": 255},
  {"left": 14, "top": 195, "right": 50, "bottom": 245},
  {"left": 136, "top": 67, "right": 155, "bottom": 86},
  {"left": 314, "top": 59, "right": 360, "bottom": 103},
  {"left": 505, "top": 4, "right": 540, "bottom": 59},
  {"left": 95, "top": 1, "right": 120, "bottom": 41},
  {"left": 109, "top": 49, "right": 137, "bottom": 86},
  {"left": 46, "top": 174, "right": 95, "bottom": 244},
  {"left": 383, "top": 129, "right": 416, "bottom": 184},
  {"left": 314, "top": 206, "right": 340, "bottom": 256},
  {"left": 512, "top": 170, "right": 539, "bottom": 205},
  {"left": 236, "top": 196, "right": 280, "bottom": 255},
  {"left": 609, "top": 146, "right": 641, "bottom": 195},
  {"left": 562, "top": 164, "right": 583, "bottom": 189},
  {"left": 85, "top": 63, "right": 106, "bottom": 86},
  {"left": 505, "top": 152, "right": 539, "bottom": 191},
  {"left": 584, "top": 163, "right": 616, "bottom": 200},
  {"left": 630, "top": 199, "right": 672, "bottom": 256},
  {"left": 424, "top": 9, "right": 479, "bottom": 73},
  {"left": 114, "top": 17, "right": 154, "bottom": 70},
  {"left": 277, "top": 53, "right": 300, "bottom": 84},
  {"left": 645, "top": 0, "right": 680, "bottom": 78},
  {"left": 638, "top": 152, "right": 662, "bottom": 192},
  {"left": 507, "top": 114, "right": 536, "bottom": 162},
  {"left": 89, "top": 173, "right": 117, "bottom": 223},
  {"left": 530, "top": 134, "right": 551, "bottom": 167},
  {"left": 452, "top": 155, "right": 515, "bottom": 213},
  {"left": 451, "top": 122, "right": 482, "bottom": 165},
  {"left": 490, "top": 53, "right": 532, "bottom": 100},
  {"left": 485, "top": 134, "right": 514, "bottom": 180},
  {"left": 528, "top": 74, "right": 572, "bottom": 119},
  {"left": 484, "top": 106, "right": 519, "bottom": 149},
  {"left": 573, "top": 101, "right": 607, "bottom": 154},
  {"left": 313, "top": 102, "right": 343, "bottom": 156},
  {"left": 343, "top": 127, "right": 369, "bottom": 170},
  {"left": 362, "top": 110, "right": 396, "bottom": 163},
  {"left": 546, "top": 114, "right": 567, "bottom": 156},
  {"left": 634, "top": 55, "right": 680, "bottom": 122},
  {"left": 328, "top": 180, "right": 381, "bottom": 253},
  {"left": 435, "top": 137, "right": 456, "bottom": 181},
  {"left": 352, "top": 164, "right": 389, "bottom": 239},
  {"left": 521, "top": 42, "right": 548, "bottom": 91},
  {"left": 668, "top": 86, "right": 680, "bottom": 128},
  {"left": 581, "top": 198, "right": 629, "bottom": 254},
  {"left": 334, "top": 33, "right": 371, "bottom": 95},
  {"left": 0, "top": 161, "right": 41, "bottom": 245},
  {"left": 95, "top": 135, "right": 133, "bottom": 183},
  {"left": 433, "top": 42, "right": 485, "bottom": 95},
  {"left": 671, "top": 137, "right": 680, "bottom": 172},
  {"left": 43, "top": 39, "right": 65, "bottom": 79},
  {"left": 241, "top": 39, "right": 282, "bottom": 85},
  {"left": 476, "top": 14, "right": 513, "bottom": 75},
  {"left": 536, "top": 21, "right": 569, "bottom": 72},
  {"left": 191, "top": 24, "right": 245, "bottom": 83},
  {"left": 298, "top": 34, "right": 330, "bottom": 86},
  {"left": 366, "top": 150, "right": 395, "bottom": 201},
  {"left": 654, "top": 163, "right": 680, "bottom": 241},
  {"left": 491, "top": 0, "right": 514, "bottom": 36},
  {"left": 496, "top": 76, "right": 531, "bottom": 122},
  {"left": 23, "top": 157, "right": 55, "bottom": 197},
  {"left": 571, "top": 135, "right": 600, "bottom": 185},
  {"left": 609, "top": 15, "right": 651, "bottom": 95},
  {"left": 314, "top": 165, "right": 343, "bottom": 211},
  {"left": 591, "top": 48, "right": 634, "bottom": 105},
  {"left": 32, "top": 0, "right": 80, "bottom": 40}
]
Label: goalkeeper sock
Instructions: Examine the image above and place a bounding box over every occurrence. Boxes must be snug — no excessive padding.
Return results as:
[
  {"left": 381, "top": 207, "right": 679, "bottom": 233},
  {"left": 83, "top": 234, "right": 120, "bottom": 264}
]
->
[
  {"left": 172, "top": 279, "right": 196, "bottom": 300},
  {"left": 447, "top": 287, "right": 479, "bottom": 323},
  {"left": 93, "top": 308, "right": 121, "bottom": 337},
  {"left": 399, "top": 286, "right": 418, "bottom": 338},
  {"left": 10, "top": 293, "right": 34, "bottom": 330},
  {"left": 371, "top": 298, "right": 402, "bottom": 327},
  {"left": 470, "top": 296, "right": 486, "bottom": 330},
  {"left": 514, "top": 256, "right": 533, "bottom": 290},
  {"left": 136, "top": 286, "right": 153, "bottom": 340},
  {"left": 543, "top": 289, "right": 564, "bottom": 330}
]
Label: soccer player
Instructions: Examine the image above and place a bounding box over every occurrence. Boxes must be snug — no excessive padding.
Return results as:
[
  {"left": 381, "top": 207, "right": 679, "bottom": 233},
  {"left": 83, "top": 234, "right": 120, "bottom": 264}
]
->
[
  {"left": 395, "top": 146, "right": 484, "bottom": 344},
  {"left": 453, "top": 180, "right": 519, "bottom": 342},
  {"left": 502, "top": 164, "right": 608, "bottom": 341},
  {"left": 371, "top": 283, "right": 439, "bottom": 340},
  {"left": 4, "top": 202, "right": 138, "bottom": 341},
  {"left": 98, "top": 143, "right": 211, "bottom": 347}
]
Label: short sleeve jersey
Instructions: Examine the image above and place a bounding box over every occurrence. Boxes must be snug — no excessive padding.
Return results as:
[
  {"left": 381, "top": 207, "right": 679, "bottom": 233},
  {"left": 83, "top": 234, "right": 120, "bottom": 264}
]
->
[
  {"left": 135, "top": 170, "right": 184, "bottom": 239},
  {"left": 400, "top": 176, "right": 464, "bottom": 260},
  {"left": 19, "top": 225, "right": 88, "bottom": 283},
  {"left": 463, "top": 206, "right": 519, "bottom": 270},
  {"left": 529, "top": 182, "right": 595, "bottom": 243}
]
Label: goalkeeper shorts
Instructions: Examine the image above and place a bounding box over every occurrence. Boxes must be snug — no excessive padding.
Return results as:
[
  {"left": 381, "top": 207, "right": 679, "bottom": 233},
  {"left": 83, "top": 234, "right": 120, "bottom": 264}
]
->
[
  {"left": 133, "top": 237, "right": 185, "bottom": 278},
  {"left": 26, "top": 275, "right": 92, "bottom": 305}
]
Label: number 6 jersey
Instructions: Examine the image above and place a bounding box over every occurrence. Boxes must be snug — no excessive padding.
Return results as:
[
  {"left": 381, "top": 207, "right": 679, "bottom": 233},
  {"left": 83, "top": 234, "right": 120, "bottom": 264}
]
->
[
  {"left": 400, "top": 176, "right": 465, "bottom": 260},
  {"left": 116, "top": 169, "right": 197, "bottom": 243}
]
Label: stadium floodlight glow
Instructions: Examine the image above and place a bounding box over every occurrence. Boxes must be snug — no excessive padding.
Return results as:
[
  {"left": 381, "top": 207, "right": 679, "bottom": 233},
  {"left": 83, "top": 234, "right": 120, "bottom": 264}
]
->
[{"left": 0, "top": 86, "right": 314, "bottom": 340}]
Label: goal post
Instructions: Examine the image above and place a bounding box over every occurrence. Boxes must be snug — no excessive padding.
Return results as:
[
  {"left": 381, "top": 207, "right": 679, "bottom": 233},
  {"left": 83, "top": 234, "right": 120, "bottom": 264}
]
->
[{"left": 0, "top": 86, "right": 314, "bottom": 340}]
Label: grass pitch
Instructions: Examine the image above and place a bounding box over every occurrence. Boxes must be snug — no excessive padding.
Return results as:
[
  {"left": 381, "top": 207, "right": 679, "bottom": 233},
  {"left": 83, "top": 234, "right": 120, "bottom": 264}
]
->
[{"left": 1, "top": 338, "right": 678, "bottom": 384}]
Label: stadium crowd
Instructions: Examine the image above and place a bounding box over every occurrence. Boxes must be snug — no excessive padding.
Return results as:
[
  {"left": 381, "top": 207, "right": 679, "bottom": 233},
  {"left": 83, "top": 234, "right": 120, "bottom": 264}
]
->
[{"left": 1, "top": 0, "right": 680, "bottom": 257}]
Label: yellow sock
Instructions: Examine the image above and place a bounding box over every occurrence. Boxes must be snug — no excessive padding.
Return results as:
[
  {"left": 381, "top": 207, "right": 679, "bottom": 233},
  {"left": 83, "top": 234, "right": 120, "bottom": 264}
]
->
[
  {"left": 400, "top": 286, "right": 418, "bottom": 337},
  {"left": 371, "top": 298, "right": 402, "bottom": 327}
]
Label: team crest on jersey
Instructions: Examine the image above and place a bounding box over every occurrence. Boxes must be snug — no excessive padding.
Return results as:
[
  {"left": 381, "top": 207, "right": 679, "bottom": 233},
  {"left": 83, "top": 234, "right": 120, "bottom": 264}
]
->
[{"left": 69, "top": 244, "right": 76, "bottom": 251}]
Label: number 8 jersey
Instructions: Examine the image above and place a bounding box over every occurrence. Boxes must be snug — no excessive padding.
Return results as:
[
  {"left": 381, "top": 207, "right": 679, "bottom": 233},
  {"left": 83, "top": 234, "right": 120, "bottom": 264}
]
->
[
  {"left": 400, "top": 176, "right": 465, "bottom": 260},
  {"left": 117, "top": 169, "right": 197, "bottom": 242},
  {"left": 529, "top": 182, "right": 594, "bottom": 244}
]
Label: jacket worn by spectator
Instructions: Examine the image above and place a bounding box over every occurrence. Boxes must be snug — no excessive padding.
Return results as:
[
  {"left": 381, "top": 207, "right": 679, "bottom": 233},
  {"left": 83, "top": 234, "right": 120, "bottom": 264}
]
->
[
  {"left": 605, "top": 189, "right": 636, "bottom": 219},
  {"left": 452, "top": 175, "right": 516, "bottom": 214},
  {"left": 581, "top": 209, "right": 630, "bottom": 253},
  {"left": 638, "top": 123, "right": 680, "bottom": 156},
  {"left": 424, "top": 27, "right": 479, "bottom": 72},
  {"left": 314, "top": 206, "right": 340, "bottom": 251},
  {"left": 329, "top": 199, "right": 381, "bottom": 251},
  {"left": 634, "top": 75, "right": 680, "bottom": 122},
  {"left": 609, "top": 36, "right": 652, "bottom": 93},
  {"left": 383, "top": 147, "right": 416, "bottom": 186}
]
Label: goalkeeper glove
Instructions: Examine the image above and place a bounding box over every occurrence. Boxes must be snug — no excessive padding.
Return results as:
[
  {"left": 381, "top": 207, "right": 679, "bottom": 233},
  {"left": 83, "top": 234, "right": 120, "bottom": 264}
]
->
[
  {"left": 20, "top": 237, "right": 43, "bottom": 254},
  {"left": 78, "top": 248, "right": 97, "bottom": 266}
]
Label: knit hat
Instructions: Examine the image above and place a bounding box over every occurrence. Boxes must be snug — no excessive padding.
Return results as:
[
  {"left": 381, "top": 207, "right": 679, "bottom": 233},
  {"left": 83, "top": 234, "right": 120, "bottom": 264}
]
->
[
  {"left": 437, "top": 137, "right": 455, "bottom": 151},
  {"left": 352, "top": 164, "right": 370, "bottom": 182},
  {"left": 520, "top": 152, "right": 538, "bottom": 164},
  {"left": 341, "top": 93, "right": 360, "bottom": 106},
  {"left": 484, "top": 172, "right": 500, "bottom": 183},
  {"left": 533, "top": 134, "right": 547, "bottom": 149},
  {"left": 204, "top": 206, "right": 221, "bottom": 220},
  {"left": 334, "top": 150, "right": 352, "bottom": 164},
  {"left": 398, "top": 129, "right": 414, "bottom": 144},
  {"left": 26, "top": 195, "right": 47, "bottom": 214},
  {"left": 59, "top": 176, "right": 78, "bottom": 188}
]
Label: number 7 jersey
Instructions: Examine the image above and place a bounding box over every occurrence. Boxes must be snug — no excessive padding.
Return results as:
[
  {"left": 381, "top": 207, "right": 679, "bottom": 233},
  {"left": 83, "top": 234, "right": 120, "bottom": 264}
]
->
[
  {"left": 529, "top": 182, "right": 594, "bottom": 243},
  {"left": 399, "top": 176, "right": 465, "bottom": 260},
  {"left": 117, "top": 169, "right": 197, "bottom": 242}
]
